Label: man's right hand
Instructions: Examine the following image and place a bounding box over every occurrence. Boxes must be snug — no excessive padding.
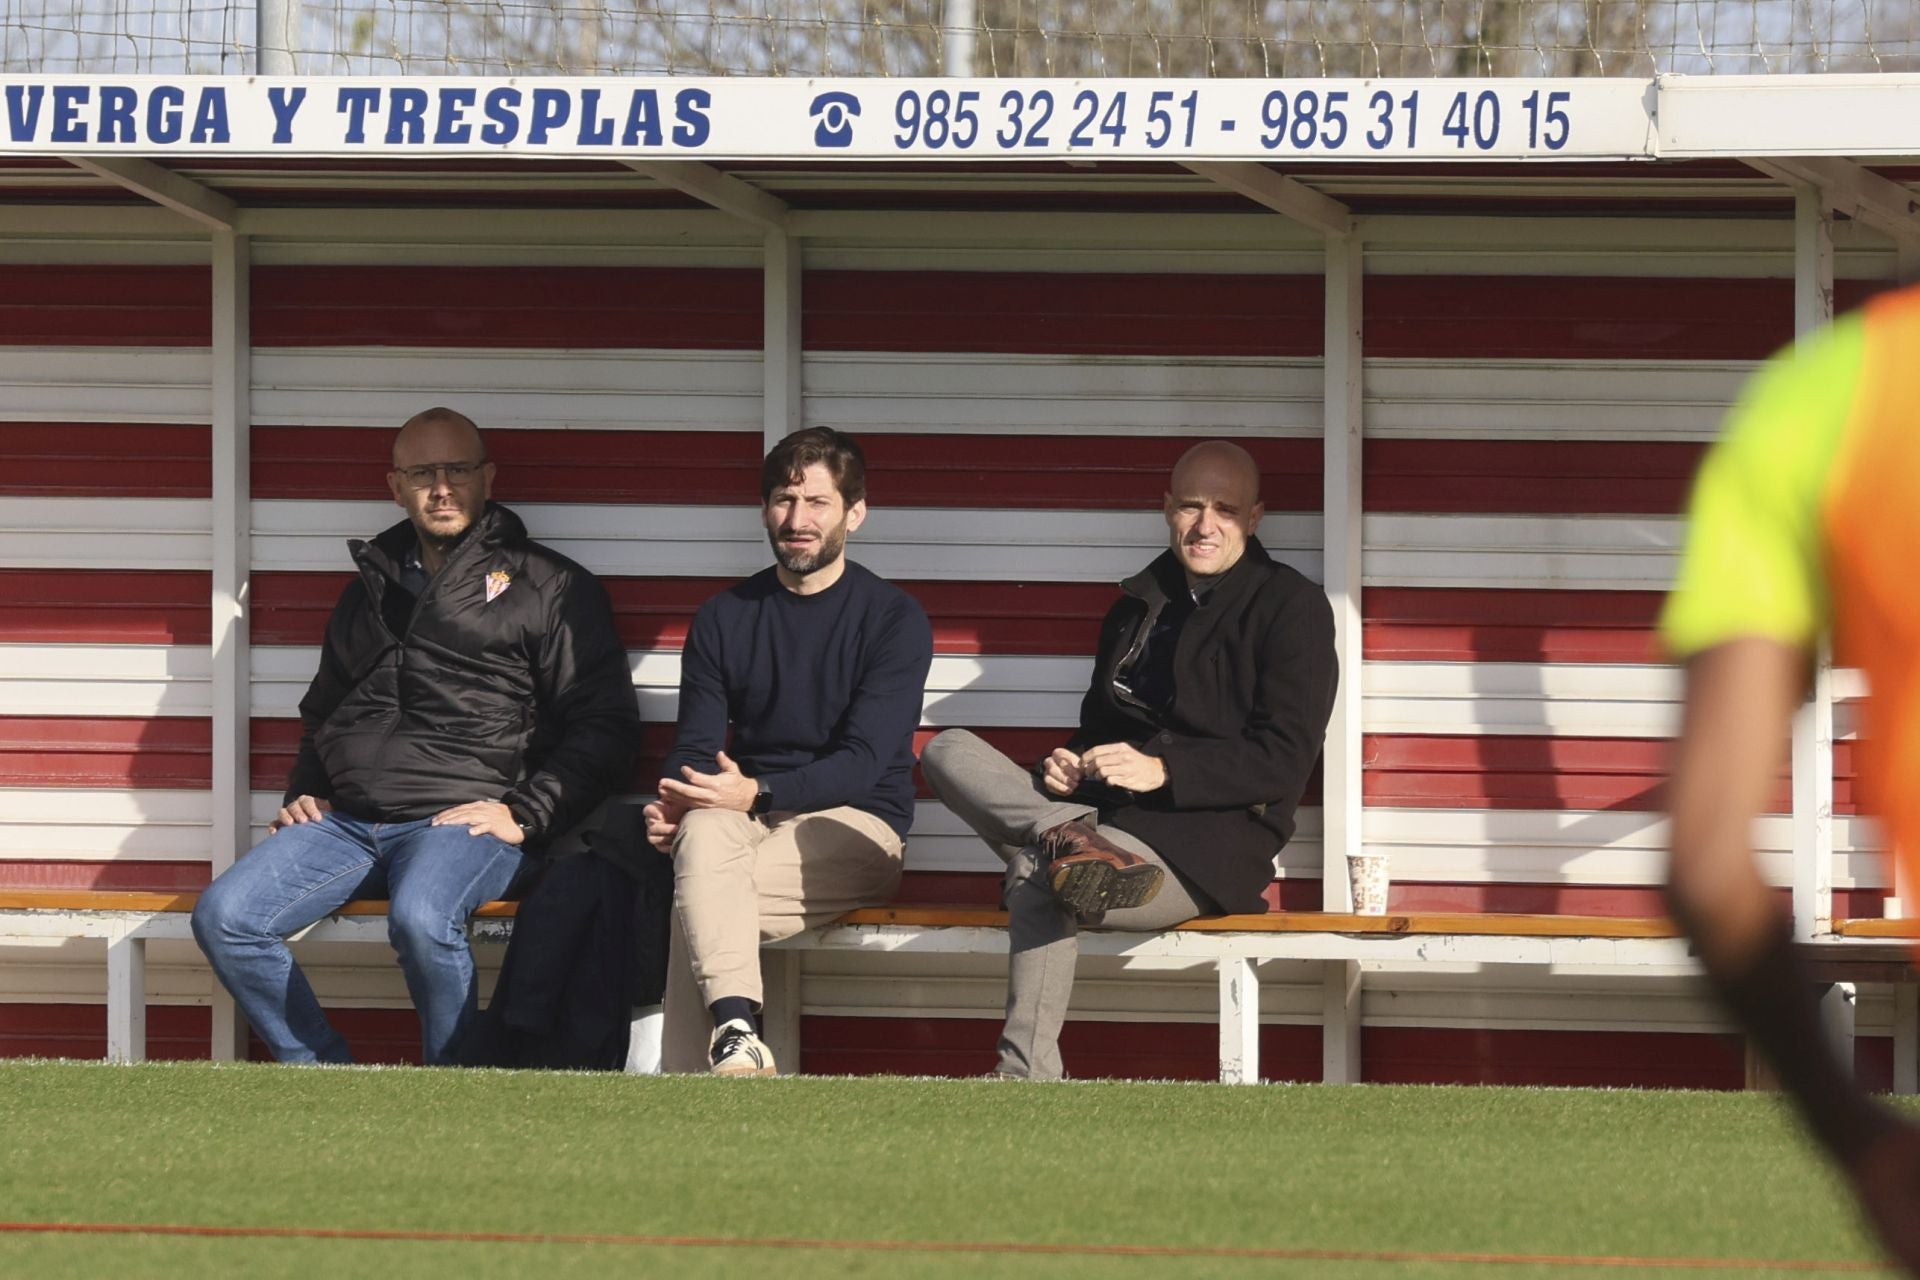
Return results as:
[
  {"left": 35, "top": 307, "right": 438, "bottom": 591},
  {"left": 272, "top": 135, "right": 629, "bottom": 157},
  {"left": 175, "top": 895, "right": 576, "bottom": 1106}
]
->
[
  {"left": 1041, "top": 749, "right": 1085, "bottom": 797},
  {"left": 268, "top": 795, "right": 331, "bottom": 834},
  {"left": 643, "top": 797, "right": 689, "bottom": 851}
]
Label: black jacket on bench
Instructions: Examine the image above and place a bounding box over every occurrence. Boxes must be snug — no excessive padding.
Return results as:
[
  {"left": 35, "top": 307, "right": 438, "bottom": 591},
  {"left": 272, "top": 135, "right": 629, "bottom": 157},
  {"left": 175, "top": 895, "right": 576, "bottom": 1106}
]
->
[
  {"left": 284, "top": 502, "right": 641, "bottom": 853},
  {"left": 459, "top": 805, "right": 674, "bottom": 1071},
  {"left": 1066, "top": 538, "right": 1337, "bottom": 915}
]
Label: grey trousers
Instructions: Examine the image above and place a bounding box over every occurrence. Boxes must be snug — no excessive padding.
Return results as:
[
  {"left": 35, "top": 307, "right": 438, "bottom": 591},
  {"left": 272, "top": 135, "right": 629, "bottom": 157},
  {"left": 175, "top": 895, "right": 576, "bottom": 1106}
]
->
[{"left": 918, "top": 728, "right": 1204, "bottom": 1081}]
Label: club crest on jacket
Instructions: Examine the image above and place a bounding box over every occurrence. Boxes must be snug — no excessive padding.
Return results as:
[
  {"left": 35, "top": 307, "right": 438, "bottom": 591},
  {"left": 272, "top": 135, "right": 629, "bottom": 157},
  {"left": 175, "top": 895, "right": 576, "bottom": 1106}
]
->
[{"left": 484, "top": 569, "right": 512, "bottom": 603}]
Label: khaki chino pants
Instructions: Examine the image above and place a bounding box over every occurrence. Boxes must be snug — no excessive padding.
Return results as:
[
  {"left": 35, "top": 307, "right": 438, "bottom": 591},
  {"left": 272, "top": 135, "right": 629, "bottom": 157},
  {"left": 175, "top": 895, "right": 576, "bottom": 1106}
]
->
[{"left": 661, "top": 805, "right": 904, "bottom": 1072}]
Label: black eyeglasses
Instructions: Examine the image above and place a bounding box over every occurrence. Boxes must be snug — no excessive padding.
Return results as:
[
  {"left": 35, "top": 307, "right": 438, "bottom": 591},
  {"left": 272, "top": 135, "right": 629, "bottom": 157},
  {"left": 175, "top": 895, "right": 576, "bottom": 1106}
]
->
[{"left": 395, "top": 460, "right": 487, "bottom": 489}]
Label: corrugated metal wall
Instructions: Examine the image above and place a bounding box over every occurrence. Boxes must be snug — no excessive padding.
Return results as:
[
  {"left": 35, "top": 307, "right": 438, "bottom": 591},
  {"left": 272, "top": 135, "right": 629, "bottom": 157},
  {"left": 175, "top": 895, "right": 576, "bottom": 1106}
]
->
[{"left": 0, "top": 209, "right": 1898, "bottom": 1084}]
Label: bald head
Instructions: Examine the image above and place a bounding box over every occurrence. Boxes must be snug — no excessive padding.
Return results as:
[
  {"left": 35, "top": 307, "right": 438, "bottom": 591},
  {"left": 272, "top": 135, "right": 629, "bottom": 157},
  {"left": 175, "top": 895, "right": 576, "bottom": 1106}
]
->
[
  {"left": 1170, "top": 440, "right": 1261, "bottom": 504},
  {"left": 393, "top": 407, "right": 485, "bottom": 468},
  {"left": 1163, "top": 439, "right": 1264, "bottom": 581}
]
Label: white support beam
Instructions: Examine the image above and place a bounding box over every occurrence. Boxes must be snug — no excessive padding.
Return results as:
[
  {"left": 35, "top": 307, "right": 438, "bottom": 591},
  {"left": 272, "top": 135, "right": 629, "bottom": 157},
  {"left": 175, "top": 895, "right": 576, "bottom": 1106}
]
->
[
  {"left": 1747, "top": 156, "right": 1920, "bottom": 248},
  {"left": 1184, "top": 162, "right": 1351, "bottom": 237},
  {"left": 625, "top": 1005, "right": 664, "bottom": 1075},
  {"left": 1216, "top": 956, "right": 1260, "bottom": 1084},
  {"left": 1322, "top": 960, "right": 1363, "bottom": 1084},
  {"left": 1898, "top": 241, "right": 1920, "bottom": 288},
  {"left": 1818, "top": 982, "right": 1857, "bottom": 1079},
  {"left": 209, "top": 229, "right": 252, "bottom": 1061},
  {"left": 764, "top": 229, "right": 803, "bottom": 447},
  {"left": 63, "top": 157, "right": 236, "bottom": 231},
  {"left": 1321, "top": 233, "right": 1364, "bottom": 913},
  {"left": 622, "top": 161, "right": 790, "bottom": 233},
  {"left": 256, "top": 0, "right": 300, "bottom": 75},
  {"left": 1789, "top": 189, "right": 1835, "bottom": 946},
  {"left": 105, "top": 926, "right": 146, "bottom": 1063},
  {"left": 1896, "top": 984, "right": 1919, "bottom": 1096},
  {"left": 760, "top": 948, "right": 803, "bottom": 1072}
]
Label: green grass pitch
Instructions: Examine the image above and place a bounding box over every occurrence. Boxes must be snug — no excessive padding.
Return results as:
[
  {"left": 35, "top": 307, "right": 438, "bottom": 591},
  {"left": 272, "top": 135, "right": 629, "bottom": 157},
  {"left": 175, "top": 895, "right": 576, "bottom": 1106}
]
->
[{"left": 0, "top": 1060, "right": 1903, "bottom": 1277}]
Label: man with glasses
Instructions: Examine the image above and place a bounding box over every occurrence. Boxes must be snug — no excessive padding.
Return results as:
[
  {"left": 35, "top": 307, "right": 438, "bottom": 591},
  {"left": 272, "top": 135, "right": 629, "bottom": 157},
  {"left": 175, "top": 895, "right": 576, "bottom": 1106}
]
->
[
  {"left": 192, "top": 407, "right": 641, "bottom": 1064},
  {"left": 919, "top": 440, "right": 1337, "bottom": 1080}
]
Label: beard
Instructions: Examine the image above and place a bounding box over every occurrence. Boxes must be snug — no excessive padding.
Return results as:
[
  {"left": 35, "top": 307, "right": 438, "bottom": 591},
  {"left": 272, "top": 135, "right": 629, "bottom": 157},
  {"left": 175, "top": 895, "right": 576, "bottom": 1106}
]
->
[
  {"left": 413, "top": 501, "right": 480, "bottom": 555},
  {"left": 769, "top": 520, "right": 848, "bottom": 576}
]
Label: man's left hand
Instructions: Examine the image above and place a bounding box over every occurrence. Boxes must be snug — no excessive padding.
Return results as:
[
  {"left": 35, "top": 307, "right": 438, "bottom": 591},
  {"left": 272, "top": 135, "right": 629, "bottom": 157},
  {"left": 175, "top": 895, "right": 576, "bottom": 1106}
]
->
[
  {"left": 432, "top": 800, "right": 526, "bottom": 845},
  {"left": 1080, "top": 743, "right": 1167, "bottom": 793},
  {"left": 657, "top": 750, "right": 758, "bottom": 812}
]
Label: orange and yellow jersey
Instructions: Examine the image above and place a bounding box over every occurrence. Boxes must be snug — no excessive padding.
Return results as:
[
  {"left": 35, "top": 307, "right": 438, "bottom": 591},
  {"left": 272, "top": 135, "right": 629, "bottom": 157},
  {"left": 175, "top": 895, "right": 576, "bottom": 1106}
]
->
[{"left": 1663, "top": 285, "right": 1920, "bottom": 887}]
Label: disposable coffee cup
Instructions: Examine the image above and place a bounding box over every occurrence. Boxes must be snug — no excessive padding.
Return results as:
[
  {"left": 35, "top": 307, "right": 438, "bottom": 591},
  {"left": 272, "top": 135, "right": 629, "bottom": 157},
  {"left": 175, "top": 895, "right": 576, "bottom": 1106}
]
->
[{"left": 1347, "top": 853, "right": 1389, "bottom": 916}]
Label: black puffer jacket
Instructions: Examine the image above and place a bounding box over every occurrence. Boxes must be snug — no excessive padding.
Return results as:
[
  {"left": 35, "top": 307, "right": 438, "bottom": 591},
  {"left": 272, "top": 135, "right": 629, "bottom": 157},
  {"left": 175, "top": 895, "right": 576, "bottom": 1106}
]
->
[
  {"left": 285, "top": 503, "right": 641, "bottom": 852},
  {"left": 1067, "top": 538, "right": 1337, "bottom": 915}
]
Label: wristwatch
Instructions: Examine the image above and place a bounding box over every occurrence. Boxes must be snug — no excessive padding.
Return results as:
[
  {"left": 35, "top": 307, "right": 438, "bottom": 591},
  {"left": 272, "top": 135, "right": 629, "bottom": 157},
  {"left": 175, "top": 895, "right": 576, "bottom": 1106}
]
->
[{"left": 751, "top": 777, "right": 774, "bottom": 817}]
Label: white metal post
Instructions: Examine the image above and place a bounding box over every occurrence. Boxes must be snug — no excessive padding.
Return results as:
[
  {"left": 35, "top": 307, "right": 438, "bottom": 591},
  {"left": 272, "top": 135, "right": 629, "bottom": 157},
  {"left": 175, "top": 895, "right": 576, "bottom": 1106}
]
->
[
  {"left": 210, "top": 230, "right": 252, "bottom": 1061},
  {"left": 1790, "top": 188, "right": 1835, "bottom": 945},
  {"left": 105, "top": 925, "right": 147, "bottom": 1063},
  {"left": 255, "top": 0, "right": 300, "bottom": 75},
  {"left": 1895, "top": 985, "right": 1920, "bottom": 1096},
  {"left": 1789, "top": 188, "right": 1835, "bottom": 945},
  {"left": 764, "top": 228, "right": 803, "bottom": 447},
  {"left": 1216, "top": 956, "right": 1260, "bottom": 1084},
  {"left": 1782, "top": 187, "right": 1852, "bottom": 1070},
  {"left": 943, "top": 0, "right": 977, "bottom": 75},
  {"left": 1900, "top": 242, "right": 1920, "bottom": 288},
  {"left": 1322, "top": 959, "right": 1364, "bottom": 1085},
  {"left": 1322, "top": 232, "right": 1366, "bottom": 1083},
  {"left": 1321, "top": 233, "right": 1364, "bottom": 911},
  {"left": 760, "top": 949, "right": 803, "bottom": 1072}
]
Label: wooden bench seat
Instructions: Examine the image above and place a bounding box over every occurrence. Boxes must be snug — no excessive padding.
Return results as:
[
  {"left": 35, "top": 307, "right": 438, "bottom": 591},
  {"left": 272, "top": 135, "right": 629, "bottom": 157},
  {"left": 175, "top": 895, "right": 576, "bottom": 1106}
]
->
[
  {"left": 837, "top": 905, "right": 1682, "bottom": 937},
  {"left": 3, "top": 890, "right": 1910, "bottom": 1088}
]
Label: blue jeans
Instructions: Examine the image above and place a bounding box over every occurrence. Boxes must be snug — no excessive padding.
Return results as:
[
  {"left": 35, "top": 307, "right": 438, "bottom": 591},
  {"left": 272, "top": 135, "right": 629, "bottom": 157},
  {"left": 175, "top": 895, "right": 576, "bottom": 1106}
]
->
[{"left": 191, "top": 813, "right": 525, "bottom": 1065}]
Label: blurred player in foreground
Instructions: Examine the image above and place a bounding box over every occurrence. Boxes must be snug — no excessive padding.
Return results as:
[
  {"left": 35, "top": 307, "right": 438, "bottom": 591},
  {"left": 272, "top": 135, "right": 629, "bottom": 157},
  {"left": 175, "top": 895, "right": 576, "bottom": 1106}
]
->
[{"left": 1664, "top": 290, "right": 1920, "bottom": 1273}]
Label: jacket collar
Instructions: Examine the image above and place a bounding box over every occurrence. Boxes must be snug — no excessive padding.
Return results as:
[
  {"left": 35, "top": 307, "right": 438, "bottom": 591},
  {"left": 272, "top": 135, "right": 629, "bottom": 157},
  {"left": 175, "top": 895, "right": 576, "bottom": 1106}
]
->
[
  {"left": 353, "top": 502, "right": 527, "bottom": 580},
  {"left": 1120, "top": 536, "right": 1274, "bottom": 609}
]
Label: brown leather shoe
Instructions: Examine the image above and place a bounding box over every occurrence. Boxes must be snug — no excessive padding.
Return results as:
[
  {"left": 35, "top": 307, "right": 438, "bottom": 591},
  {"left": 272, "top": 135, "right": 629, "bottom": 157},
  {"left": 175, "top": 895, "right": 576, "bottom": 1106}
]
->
[{"left": 1037, "top": 819, "right": 1164, "bottom": 916}]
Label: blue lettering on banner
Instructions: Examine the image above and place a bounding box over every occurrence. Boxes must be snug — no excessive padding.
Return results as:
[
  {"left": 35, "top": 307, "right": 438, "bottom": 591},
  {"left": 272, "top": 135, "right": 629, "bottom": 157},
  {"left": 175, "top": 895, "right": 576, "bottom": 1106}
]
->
[
  {"left": 622, "top": 90, "right": 661, "bottom": 147},
  {"left": 577, "top": 88, "right": 614, "bottom": 145},
  {"left": 673, "top": 87, "right": 710, "bottom": 147},
  {"left": 337, "top": 87, "right": 379, "bottom": 144},
  {"left": 528, "top": 88, "right": 569, "bottom": 144},
  {"left": 0, "top": 77, "right": 1600, "bottom": 155},
  {"left": 98, "top": 85, "right": 137, "bottom": 142},
  {"left": 147, "top": 85, "right": 183, "bottom": 144},
  {"left": 267, "top": 85, "right": 305, "bottom": 144},
  {"left": 5, "top": 84, "right": 42, "bottom": 141},
  {"left": 50, "top": 85, "right": 87, "bottom": 143},
  {"left": 386, "top": 87, "right": 428, "bottom": 144},
  {"left": 189, "top": 87, "right": 229, "bottom": 144},
  {"left": 434, "top": 87, "right": 474, "bottom": 144},
  {"left": 481, "top": 87, "right": 520, "bottom": 144}
]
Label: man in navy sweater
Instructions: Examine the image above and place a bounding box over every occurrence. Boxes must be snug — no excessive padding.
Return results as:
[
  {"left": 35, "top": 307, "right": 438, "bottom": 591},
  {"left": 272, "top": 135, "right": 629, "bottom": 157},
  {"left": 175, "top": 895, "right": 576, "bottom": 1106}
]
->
[{"left": 645, "top": 427, "right": 933, "bottom": 1075}]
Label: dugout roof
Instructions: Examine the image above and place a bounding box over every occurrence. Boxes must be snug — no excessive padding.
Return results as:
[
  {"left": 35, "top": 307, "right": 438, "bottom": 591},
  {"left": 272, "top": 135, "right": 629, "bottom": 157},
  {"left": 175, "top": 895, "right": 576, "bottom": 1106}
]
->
[{"left": 0, "top": 74, "right": 1919, "bottom": 233}]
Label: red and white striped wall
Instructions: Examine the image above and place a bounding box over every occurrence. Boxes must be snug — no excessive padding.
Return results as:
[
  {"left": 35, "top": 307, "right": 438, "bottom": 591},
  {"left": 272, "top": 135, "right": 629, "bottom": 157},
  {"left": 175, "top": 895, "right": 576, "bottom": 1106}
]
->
[{"left": 0, "top": 206, "right": 1900, "bottom": 1083}]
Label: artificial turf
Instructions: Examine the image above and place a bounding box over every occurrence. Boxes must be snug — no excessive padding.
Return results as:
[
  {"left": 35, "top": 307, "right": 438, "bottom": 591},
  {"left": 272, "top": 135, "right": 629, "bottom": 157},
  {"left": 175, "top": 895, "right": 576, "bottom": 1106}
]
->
[{"left": 0, "top": 1060, "right": 1903, "bottom": 1277}]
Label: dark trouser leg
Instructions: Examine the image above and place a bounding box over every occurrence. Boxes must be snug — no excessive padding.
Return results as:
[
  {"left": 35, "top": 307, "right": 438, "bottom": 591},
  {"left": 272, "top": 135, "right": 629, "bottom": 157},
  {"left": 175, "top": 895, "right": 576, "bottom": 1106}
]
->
[
  {"left": 381, "top": 818, "right": 526, "bottom": 1066},
  {"left": 189, "top": 814, "right": 380, "bottom": 1063}
]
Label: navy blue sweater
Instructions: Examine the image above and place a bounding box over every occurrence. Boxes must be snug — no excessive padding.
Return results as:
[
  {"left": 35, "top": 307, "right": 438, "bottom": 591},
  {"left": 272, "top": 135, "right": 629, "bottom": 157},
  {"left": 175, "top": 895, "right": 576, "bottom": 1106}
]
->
[{"left": 663, "top": 562, "right": 934, "bottom": 838}]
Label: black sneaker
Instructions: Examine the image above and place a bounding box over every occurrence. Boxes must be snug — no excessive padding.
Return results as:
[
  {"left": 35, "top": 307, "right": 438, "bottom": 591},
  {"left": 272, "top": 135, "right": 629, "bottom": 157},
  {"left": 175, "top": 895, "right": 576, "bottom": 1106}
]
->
[{"left": 709, "top": 1019, "right": 777, "bottom": 1077}]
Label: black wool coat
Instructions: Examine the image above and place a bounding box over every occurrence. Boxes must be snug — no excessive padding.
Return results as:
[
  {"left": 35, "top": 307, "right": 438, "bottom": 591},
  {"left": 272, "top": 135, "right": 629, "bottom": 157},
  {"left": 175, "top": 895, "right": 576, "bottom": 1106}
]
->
[{"left": 1066, "top": 538, "right": 1338, "bottom": 915}]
